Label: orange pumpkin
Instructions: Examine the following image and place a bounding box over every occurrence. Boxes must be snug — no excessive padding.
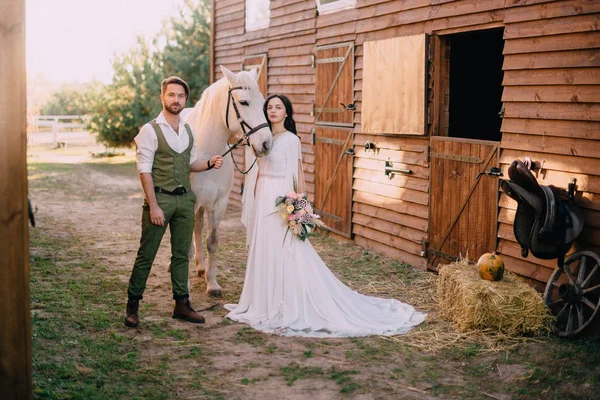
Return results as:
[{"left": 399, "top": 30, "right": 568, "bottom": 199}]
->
[{"left": 477, "top": 252, "right": 505, "bottom": 281}]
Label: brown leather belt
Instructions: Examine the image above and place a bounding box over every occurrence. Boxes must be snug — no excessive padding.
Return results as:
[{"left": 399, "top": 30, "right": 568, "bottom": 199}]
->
[{"left": 154, "top": 186, "right": 187, "bottom": 195}]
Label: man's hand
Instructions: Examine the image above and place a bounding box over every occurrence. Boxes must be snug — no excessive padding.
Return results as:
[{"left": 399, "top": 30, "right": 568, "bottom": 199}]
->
[
  {"left": 210, "top": 155, "right": 223, "bottom": 169},
  {"left": 149, "top": 204, "right": 165, "bottom": 226},
  {"left": 191, "top": 155, "right": 224, "bottom": 172}
]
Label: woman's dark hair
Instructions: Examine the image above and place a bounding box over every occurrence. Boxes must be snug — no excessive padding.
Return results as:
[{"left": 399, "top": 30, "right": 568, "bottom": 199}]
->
[{"left": 263, "top": 94, "right": 297, "bottom": 135}]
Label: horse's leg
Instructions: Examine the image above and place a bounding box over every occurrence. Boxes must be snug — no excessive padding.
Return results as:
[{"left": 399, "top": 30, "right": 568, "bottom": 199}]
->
[
  {"left": 191, "top": 207, "right": 206, "bottom": 277},
  {"left": 205, "top": 201, "right": 226, "bottom": 297}
]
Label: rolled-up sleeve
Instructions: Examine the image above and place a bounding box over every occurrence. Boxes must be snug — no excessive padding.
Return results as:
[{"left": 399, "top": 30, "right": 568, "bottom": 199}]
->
[{"left": 134, "top": 124, "right": 158, "bottom": 174}]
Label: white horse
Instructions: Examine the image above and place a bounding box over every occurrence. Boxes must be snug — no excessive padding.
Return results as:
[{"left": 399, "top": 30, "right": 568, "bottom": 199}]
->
[{"left": 183, "top": 65, "right": 272, "bottom": 297}]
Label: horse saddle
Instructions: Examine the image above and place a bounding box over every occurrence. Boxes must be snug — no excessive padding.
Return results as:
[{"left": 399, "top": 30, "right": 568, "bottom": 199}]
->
[{"left": 500, "top": 160, "right": 584, "bottom": 260}]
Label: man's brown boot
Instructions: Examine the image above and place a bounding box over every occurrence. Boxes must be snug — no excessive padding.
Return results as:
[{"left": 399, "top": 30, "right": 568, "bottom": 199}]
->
[
  {"left": 173, "top": 298, "right": 205, "bottom": 323},
  {"left": 124, "top": 299, "right": 140, "bottom": 328}
]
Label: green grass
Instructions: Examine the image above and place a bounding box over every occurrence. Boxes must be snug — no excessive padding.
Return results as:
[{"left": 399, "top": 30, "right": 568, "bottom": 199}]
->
[
  {"left": 280, "top": 364, "right": 324, "bottom": 386},
  {"left": 233, "top": 327, "right": 267, "bottom": 347},
  {"left": 29, "top": 224, "right": 184, "bottom": 399},
  {"left": 329, "top": 368, "right": 360, "bottom": 393},
  {"left": 28, "top": 158, "right": 600, "bottom": 400}
]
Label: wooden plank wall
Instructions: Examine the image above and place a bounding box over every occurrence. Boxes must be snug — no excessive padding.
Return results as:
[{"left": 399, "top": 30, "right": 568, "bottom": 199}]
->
[
  {"left": 214, "top": 0, "right": 316, "bottom": 203},
  {"left": 213, "top": 0, "right": 600, "bottom": 281},
  {"left": 498, "top": 0, "right": 600, "bottom": 290}
]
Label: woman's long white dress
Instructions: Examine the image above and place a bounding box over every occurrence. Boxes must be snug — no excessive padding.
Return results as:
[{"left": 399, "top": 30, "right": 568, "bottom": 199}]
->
[{"left": 225, "top": 132, "right": 426, "bottom": 337}]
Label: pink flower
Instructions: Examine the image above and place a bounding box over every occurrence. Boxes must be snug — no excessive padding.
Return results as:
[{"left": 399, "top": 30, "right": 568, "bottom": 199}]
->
[
  {"left": 286, "top": 191, "right": 297, "bottom": 198},
  {"left": 287, "top": 214, "right": 297, "bottom": 221}
]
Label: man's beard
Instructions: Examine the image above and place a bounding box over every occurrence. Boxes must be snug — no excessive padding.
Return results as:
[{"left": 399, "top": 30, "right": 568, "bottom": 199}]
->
[{"left": 165, "top": 103, "right": 182, "bottom": 115}]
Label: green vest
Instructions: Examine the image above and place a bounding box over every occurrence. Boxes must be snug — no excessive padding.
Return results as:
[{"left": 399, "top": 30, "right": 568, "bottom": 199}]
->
[{"left": 149, "top": 120, "right": 194, "bottom": 192}]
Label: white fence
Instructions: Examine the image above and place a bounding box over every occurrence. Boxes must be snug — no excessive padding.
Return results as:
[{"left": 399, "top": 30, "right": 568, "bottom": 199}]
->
[{"left": 28, "top": 115, "right": 88, "bottom": 146}]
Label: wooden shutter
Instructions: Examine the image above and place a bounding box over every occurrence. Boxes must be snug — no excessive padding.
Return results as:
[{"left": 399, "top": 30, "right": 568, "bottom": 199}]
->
[
  {"left": 314, "top": 43, "right": 354, "bottom": 127},
  {"left": 362, "top": 34, "right": 426, "bottom": 135},
  {"left": 242, "top": 54, "right": 267, "bottom": 97}
]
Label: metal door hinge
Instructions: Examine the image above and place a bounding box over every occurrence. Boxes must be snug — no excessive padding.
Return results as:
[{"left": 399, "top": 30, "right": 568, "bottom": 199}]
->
[
  {"left": 430, "top": 152, "right": 482, "bottom": 164},
  {"left": 420, "top": 241, "right": 429, "bottom": 257},
  {"left": 427, "top": 40, "right": 433, "bottom": 62},
  {"left": 310, "top": 128, "right": 316, "bottom": 145}
]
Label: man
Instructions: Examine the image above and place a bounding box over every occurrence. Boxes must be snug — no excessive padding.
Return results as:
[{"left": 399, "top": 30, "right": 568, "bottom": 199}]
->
[{"left": 125, "top": 76, "right": 223, "bottom": 328}]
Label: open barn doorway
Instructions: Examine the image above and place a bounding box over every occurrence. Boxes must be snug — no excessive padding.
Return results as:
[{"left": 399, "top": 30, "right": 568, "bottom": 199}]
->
[
  {"left": 428, "top": 28, "right": 505, "bottom": 269},
  {"left": 447, "top": 28, "right": 505, "bottom": 141}
]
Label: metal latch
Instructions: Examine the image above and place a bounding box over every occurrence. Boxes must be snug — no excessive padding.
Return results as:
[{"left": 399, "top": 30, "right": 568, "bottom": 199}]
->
[
  {"left": 385, "top": 159, "right": 412, "bottom": 179},
  {"left": 476, "top": 167, "right": 503, "bottom": 179}
]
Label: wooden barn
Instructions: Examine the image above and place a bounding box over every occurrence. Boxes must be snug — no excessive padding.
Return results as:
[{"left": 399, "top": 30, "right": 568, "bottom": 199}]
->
[{"left": 209, "top": 0, "right": 600, "bottom": 289}]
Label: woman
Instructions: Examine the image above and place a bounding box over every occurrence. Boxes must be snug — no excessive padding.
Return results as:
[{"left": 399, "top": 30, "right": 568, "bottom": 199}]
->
[{"left": 225, "top": 95, "right": 426, "bottom": 337}]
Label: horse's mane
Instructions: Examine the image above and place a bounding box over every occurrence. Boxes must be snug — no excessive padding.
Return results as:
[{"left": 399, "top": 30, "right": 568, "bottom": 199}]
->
[{"left": 185, "top": 78, "right": 227, "bottom": 132}]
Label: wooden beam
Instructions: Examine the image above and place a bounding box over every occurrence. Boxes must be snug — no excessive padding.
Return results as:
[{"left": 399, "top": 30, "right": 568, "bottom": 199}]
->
[
  {"left": 210, "top": 0, "right": 215, "bottom": 84},
  {"left": 0, "top": 0, "right": 32, "bottom": 398}
]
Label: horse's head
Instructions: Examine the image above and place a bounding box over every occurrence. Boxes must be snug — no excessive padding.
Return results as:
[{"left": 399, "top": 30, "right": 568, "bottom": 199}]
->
[{"left": 221, "top": 65, "right": 272, "bottom": 157}]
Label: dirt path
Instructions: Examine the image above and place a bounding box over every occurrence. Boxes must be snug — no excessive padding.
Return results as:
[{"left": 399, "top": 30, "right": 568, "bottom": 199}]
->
[{"left": 27, "top": 139, "right": 600, "bottom": 400}]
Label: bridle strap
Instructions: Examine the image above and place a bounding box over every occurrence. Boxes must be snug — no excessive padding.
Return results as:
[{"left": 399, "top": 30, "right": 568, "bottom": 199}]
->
[
  {"left": 222, "top": 86, "right": 270, "bottom": 174},
  {"left": 225, "top": 86, "right": 269, "bottom": 149}
]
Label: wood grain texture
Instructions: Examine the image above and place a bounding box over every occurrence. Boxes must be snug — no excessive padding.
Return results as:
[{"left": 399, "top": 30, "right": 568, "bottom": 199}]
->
[
  {"left": 212, "top": 0, "right": 600, "bottom": 283},
  {"left": 0, "top": 0, "right": 32, "bottom": 398}
]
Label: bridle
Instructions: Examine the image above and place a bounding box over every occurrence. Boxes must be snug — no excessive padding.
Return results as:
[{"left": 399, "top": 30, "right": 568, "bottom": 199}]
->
[{"left": 222, "top": 86, "right": 270, "bottom": 174}]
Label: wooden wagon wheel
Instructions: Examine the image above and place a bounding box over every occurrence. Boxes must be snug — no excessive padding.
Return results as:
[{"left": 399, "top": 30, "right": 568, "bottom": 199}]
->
[{"left": 544, "top": 251, "right": 600, "bottom": 338}]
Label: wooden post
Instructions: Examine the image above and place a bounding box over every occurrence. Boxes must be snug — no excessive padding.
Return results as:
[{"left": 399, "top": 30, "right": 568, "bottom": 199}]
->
[
  {"left": 0, "top": 1, "right": 33, "bottom": 399},
  {"left": 52, "top": 117, "right": 59, "bottom": 146},
  {"left": 210, "top": 0, "right": 215, "bottom": 84}
]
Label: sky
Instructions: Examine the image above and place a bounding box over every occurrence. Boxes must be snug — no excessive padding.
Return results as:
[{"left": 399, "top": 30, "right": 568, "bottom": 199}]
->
[{"left": 26, "top": 0, "right": 186, "bottom": 84}]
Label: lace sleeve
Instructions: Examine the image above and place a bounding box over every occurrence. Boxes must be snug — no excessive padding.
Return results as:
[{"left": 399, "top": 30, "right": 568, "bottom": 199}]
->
[{"left": 284, "top": 134, "right": 303, "bottom": 193}]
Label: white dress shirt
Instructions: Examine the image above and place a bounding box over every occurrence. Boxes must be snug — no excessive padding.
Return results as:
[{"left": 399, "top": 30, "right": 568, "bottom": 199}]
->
[{"left": 134, "top": 111, "right": 197, "bottom": 174}]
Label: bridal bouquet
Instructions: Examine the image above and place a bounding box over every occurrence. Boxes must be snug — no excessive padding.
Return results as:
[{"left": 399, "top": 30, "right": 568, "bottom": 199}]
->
[{"left": 275, "top": 191, "right": 326, "bottom": 242}]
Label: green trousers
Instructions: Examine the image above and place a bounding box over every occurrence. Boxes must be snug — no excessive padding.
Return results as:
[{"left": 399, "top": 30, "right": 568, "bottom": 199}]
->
[{"left": 128, "top": 191, "right": 196, "bottom": 300}]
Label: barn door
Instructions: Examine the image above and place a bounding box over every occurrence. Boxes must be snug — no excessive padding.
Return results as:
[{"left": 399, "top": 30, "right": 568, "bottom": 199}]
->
[
  {"left": 428, "top": 137, "right": 499, "bottom": 268},
  {"left": 314, "top": 42, "right": 354, "bottom": 237}
]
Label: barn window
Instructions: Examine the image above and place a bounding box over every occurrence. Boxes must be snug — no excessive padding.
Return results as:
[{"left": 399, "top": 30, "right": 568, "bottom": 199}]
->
[
  {"left": 245, "top": 0, "right": 270, "bottom": 31},
  {"left": 315, "top": 0, "right": 356, "bottom": 15},
  {"left": 362, "top": 34, "right": 426, "bottom": 135}
]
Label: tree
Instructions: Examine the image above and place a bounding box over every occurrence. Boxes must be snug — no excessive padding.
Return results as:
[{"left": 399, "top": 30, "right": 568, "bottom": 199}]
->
[
  {"left": 39, "top": 83, "right": 101, "bottom": 116},
  {"left": 87, "top": 38, "right": 163, "bottom": 145},
  {"left": 88, "top": 0, "right": 211, "bottom": 146},
  {"left": 161, "top": 0, "right": 211, "bottom": 104}
]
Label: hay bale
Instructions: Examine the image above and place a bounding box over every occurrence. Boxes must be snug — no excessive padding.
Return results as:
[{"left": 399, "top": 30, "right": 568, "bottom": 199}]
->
[{"left": 437, "top": 259, "right": 553, "bottom": 336}]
